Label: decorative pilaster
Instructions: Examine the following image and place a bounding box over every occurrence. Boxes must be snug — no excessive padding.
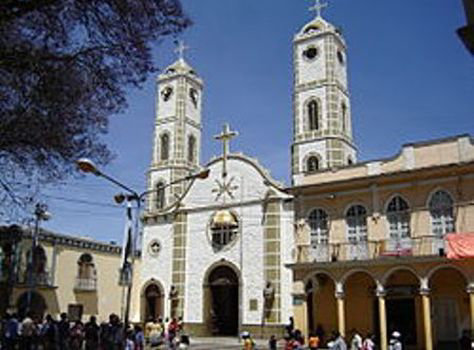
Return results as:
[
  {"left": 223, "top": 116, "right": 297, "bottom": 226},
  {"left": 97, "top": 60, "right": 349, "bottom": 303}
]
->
[
  {"left": 467, "top": 283, "right": 474, "bottom": 336},
  {"left": 420, "top": 278, "right": 433, "bottom": 350},
  {"left": 335, "top": 282, "right": 345, "bottom": 337},
  {"left": 376, "top": 282, "right": 388, "bottom": 350}
]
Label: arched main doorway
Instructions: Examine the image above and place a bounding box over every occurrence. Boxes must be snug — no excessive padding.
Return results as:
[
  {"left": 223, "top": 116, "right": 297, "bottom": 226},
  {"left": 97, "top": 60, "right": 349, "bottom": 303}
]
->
[
  {"left": 17, "top": 291, "right": 47, "bottom": 319},
  {"left": 143, "top": 283, "right": 164, "bottom": 322},
  {"left": 207, "top": 265, "right": 239, "bottom": 336}
]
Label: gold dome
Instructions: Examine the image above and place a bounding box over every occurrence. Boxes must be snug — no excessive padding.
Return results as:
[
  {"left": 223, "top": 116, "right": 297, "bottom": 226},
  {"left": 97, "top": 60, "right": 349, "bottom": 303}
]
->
[{"left": 211, "top": 209, "right": 238, "bottom": 229}]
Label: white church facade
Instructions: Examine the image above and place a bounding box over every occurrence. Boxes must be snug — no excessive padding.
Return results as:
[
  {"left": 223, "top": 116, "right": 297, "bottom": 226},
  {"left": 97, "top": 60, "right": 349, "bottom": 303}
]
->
[{"left": 134, "top": 2, "right": 357, "bottom": 337}]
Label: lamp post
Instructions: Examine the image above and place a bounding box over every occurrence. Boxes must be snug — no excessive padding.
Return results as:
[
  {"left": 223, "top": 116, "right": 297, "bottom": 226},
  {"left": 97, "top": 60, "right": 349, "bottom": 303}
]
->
[
  {"left": 76, "top": 158, "right": 209, "bottom": 347},
  {"left": 26, "top": 203, "right": 51, "bottom": 316}
]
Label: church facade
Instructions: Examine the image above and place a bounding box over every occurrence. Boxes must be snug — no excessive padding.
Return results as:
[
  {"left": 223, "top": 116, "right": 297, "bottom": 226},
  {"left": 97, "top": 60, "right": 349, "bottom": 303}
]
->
[{"left": 135, "top": 56, "right": 294, "bottom": 336}]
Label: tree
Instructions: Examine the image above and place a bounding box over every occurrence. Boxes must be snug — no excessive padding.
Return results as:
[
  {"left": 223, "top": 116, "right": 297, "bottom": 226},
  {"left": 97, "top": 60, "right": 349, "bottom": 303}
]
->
[{"left": 0, "top": 0, "right": 191, "bottom": 220}]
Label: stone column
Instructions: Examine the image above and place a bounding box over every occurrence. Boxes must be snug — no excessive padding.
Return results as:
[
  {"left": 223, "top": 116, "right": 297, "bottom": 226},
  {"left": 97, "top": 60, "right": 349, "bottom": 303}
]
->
[
  {"left": 420, "top": 279, "right": 433, "bottom": 350},
  {"left": 376, "top": 282, "right": 388, "bottom": 350},
  {"left": 335, "top": 282, "right": 345, "bottom": 337},
  {"left": 468, "top": 283, "right": 474, "bottom": 337},
  {"left": 292, "top": 281, "right": 308, "bottom": 338}
]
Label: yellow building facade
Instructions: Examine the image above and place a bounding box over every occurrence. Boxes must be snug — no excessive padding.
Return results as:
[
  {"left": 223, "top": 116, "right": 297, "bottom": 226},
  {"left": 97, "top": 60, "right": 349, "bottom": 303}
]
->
[
  {"left": 0, "top": 226, "right": 128, "bottom": 322},
  {"left": 289, "top": 135, "right": 474, "bottom": 350}
]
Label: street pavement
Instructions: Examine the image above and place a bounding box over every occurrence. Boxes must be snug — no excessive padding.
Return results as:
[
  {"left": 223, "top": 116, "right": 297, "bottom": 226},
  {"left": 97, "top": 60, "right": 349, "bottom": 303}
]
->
[{"left": 146, "top": 336, "right": 285, "bottom": 349}]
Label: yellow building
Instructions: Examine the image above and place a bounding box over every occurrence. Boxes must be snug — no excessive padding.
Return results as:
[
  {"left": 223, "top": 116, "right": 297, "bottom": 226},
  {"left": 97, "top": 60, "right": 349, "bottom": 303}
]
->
[
  {"left": 289, "top": 135, "right": 474, "bottom": 350},
  {"left": 0, "top": 225, "right": 127, "bottom": 322}
]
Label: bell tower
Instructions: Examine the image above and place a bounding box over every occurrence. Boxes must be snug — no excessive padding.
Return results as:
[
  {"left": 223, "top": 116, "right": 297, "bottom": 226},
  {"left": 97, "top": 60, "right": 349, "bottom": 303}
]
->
[
  {"left": 291, "top": 1, "right": 357, "bottom": 185},
  {"left": 147, "top": 41, "right": 203, "bottom": 211}
]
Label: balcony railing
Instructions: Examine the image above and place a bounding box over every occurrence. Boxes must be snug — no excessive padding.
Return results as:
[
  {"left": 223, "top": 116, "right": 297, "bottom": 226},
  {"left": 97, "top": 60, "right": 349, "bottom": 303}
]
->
[
  {"left": 16, "top": 271, "right": 54, "bottom": 287},
  {"left": 308, "top": 235, "right": 447, "bottom": 263},
  {"left": 74, "top": 277, "right": 97, "bottom": 292}
]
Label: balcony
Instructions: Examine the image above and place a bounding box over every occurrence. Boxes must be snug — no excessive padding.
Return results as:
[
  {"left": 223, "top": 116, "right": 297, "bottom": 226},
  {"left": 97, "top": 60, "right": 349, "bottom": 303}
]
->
[
  {"left": 308, "top": 235, "right": 447, "bottom": 263},
  {"left": 74, "top": 277, "right": 97, "bottom": 292},
  {"left": 16, "top": 271, "right": 54, "bottom": 287}
]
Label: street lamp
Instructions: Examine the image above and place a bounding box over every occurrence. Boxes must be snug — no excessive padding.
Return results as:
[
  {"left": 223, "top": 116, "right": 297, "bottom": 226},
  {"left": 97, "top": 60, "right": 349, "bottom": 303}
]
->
[
  {"left": 76, "top": 158, "right": 209, "bottom": 345},
  {"left": 26, "top": 203, "right": 51, "bottom": 315}
]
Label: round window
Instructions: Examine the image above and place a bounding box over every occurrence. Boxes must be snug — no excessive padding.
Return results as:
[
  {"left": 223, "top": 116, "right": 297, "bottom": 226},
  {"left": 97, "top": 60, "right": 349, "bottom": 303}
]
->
[
  {"left": 209, "top": 210, "right": 239, "bottom": 252},
  {"left": 148, "top": 239, "right": 162, "bottom": 257},
  {"left": 303, "top": 47, "right": 318, "bottom": 60}
]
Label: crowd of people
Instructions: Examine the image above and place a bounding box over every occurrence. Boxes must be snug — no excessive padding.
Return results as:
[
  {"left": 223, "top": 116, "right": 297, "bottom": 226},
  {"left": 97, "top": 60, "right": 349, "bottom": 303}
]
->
[{"left": 0, "top": 312, "right": 189, "bottom": 350}]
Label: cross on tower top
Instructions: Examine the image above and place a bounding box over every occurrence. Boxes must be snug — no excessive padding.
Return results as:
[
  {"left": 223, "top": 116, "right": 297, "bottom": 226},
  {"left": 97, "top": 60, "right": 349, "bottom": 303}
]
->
[
  {"left": 174, "top": 39, "right": 189, "bottom": 60},
  {"left": 309, "top": 0, "right": 328, "bottom": 18},
  {"left": 214, "top": 123, "right": 238, "bottom": 179}
]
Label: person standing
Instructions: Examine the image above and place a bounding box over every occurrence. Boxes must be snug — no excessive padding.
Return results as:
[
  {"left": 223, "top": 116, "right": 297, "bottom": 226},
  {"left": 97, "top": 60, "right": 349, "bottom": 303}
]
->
[
  {"left": 133, "top": 325, "right": 145, "bottom": 350},
  {"left": 268, "top": 335, "right": 277, "bottom": 350},
  {"left": 84, "top": 316, "right": 100, "bottom": 350},
  {"left": 2, "top": 313, "right": 19, "bottom": 350},
  {"left": 308, "top": 332, "right": 320, "bottom": 350},
  {"left": 388, "top": 331, "right": 402, "bottom": 350},
  {"left": 332, "top": 331, "right": 347, "bottom": 350},
  {"left": 19, "top": 313, "right": 37, "bottom": 350},
  {"left": 362, "top": 333, "right": 375, "bottom": 350},
  {"left": 350, "top": 329, "right": 362, "bottom": 350},
  {"left": 57, "top": 313, "right": 70, "bottom": 350}
]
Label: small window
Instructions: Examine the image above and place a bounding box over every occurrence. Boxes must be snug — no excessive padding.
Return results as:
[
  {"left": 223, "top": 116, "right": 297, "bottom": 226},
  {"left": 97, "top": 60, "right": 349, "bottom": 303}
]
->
[
  {"left": 347, "top": 157, "right": 353, "bottom": 165},
  {"left": 189, "top": 88, "right": 198, "bottom": 107},
  {"left": 156, "top": 182, "right": 165, "bottom": 209},
  {"left": 303, "top": 46, "right": 318, "bottom": 60},
  {"left": 308, "top": 100, "right": 319, "bottom": 131},
  {"left": 161, "top": 86, "right": 173, "bottom": 101},
  {"left": 160, "top": 134, "right": 169, "bottom": 161},
  {"left": 304, "top": 25, "right": 320, "bottom": 34},
  {"left": 188, "top": 135, "right": 196, "bottom": 163},
  {"left": 307, "top": 156, "right": 319, "bottom": 173},
  {"left": 337, "top": 51, "right": 345, "bottom": 65},
  {"left": 341, "top": 103, "right": 347, "bottom": 133}
]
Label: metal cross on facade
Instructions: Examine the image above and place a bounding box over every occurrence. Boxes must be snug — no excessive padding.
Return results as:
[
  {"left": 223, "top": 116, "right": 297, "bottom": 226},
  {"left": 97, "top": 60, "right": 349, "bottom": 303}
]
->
[
  {"left": 174, "top": 39, "right": 189, "bottom": 60},
  {"left": 214, "top": 123, "right": 238, "bottom": 179},
  {"left": 309, "top": 0, "right": 328, "bottom": 18}
]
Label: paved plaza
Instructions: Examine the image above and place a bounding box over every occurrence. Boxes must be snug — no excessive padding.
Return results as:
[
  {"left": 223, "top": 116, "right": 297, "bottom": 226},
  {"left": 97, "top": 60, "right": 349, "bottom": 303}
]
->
[{"left": 146, "top": 337, "right": 285, "bottom": 349}]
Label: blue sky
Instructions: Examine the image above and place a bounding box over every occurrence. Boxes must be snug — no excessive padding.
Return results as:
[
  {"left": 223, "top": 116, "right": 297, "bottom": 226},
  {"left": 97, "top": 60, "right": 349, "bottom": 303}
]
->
[{"left": 40, "top": 0, "right": 473, "bottom": 243}]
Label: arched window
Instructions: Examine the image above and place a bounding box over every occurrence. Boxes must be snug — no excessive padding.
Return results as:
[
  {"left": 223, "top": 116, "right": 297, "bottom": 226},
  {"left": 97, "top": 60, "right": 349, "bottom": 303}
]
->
[
  {"left": 160, "top": 134, "right": 169, "bottom": 161},
  {"left": 386, "top": 196, "right": 410, "bottom": 239},
  {"left": 429, "top": 190, "right": 455, "bottom": 236},
  {"left": 156, "top": 182, "right": 165, "bottom": 209},
  {"left": 307, "top": 156, "right": 319, "bottom": 173},
  {"left": 308, "top": 209, "right": 329, "bottom": 248},
  {"left": 346, "top": 205, "right": 368, "bottom": 243},
  {"left": 341, "top": 103, "right": 347, "bottom": 133},
  {"left": 188, "top": 135, "right": 196, "bottom": 163},
  {"left": 308, "top": 101, "right": 319, "bottom": 131},
  {"left": 76, "top": 253, "right": 96, "bottom": 290},
  {"left": 347, "top": 157, "right": 353, "bottom": 165}
]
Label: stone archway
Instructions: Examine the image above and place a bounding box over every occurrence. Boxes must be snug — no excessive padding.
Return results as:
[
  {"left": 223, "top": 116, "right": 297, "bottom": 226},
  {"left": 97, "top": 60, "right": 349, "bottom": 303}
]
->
[
  {"left": 344, "top": 271, "right": 377, "bottom": 338},
  {"left": 17, "top": 291, "right": 47, "bottom": 319},
  {"left": 206, "top": 265, "right": 239, "bottom": 336},
  {"left": 383, "top": 269, "right": 421, "bottom": 348},
  {"left": 429, "top": 267, "right": 469, "bottom": 350},
  {"left": 142, "top": 282, "right": 164, "bottom": 323},
  {"left": 307, "top": 272, "right": 337, "bottom": 342}
]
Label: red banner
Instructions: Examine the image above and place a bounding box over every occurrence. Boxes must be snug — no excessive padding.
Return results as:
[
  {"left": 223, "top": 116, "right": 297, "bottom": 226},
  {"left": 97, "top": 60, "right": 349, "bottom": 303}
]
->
[{"left": 446, "top": 233, "right": 474, "bottom": 259}]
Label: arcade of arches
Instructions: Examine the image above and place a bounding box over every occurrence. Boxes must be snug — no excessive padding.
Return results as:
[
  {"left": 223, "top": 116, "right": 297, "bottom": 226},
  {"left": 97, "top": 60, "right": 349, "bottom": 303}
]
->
[{"left": 292, "top": 260, "right": 474, "bottom": 350}]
